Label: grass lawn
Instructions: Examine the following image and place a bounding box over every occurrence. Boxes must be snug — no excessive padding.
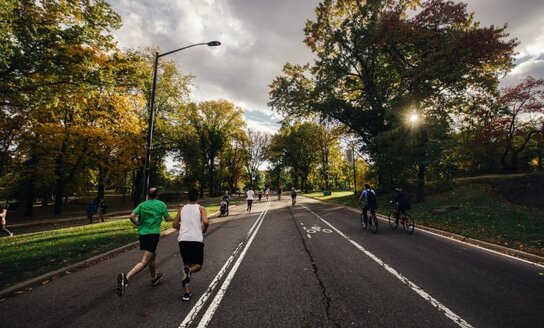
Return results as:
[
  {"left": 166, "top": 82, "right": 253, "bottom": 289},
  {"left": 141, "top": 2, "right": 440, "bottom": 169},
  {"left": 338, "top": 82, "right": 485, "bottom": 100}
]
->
[
  {"left": 0, "top": 201, "right": 235, "bottom": 290},
  {"left": 304, "top": 186, "right": 544, "bottom": 257}
]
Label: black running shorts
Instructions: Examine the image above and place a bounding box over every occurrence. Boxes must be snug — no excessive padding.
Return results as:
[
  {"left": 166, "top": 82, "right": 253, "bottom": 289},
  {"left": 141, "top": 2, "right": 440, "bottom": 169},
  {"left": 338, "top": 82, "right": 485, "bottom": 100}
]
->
[
  {"left": 179, "top": 241, "right": 204, "bottom": 266},
  {"left": 139, "top": 234, "right": 160, "bottom": 253},
  {"left": 247, "top": 200, "right": 253, "bottom": 207}
]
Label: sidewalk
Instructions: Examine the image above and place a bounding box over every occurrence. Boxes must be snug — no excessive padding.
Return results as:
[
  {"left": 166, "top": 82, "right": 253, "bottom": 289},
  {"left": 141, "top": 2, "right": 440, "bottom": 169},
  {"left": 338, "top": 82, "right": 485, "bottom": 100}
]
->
[{"left": 8, "top": 197, "right": 243, "bottom": 231}]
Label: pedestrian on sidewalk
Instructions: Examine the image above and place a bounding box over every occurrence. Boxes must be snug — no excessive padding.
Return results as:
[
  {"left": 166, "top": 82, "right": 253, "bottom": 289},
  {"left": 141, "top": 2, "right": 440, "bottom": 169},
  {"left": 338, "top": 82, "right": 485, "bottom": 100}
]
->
[
  {"left": 246, "top": 187, "right": 255, "bottom": 213},
  {"left": 116, "top": 187, "right": 171, "bottom": 297},
  {"left": 173, "top": 188, "right": 209, "bottom": 301},
  {"left": 86, "top": 201, "right": 97, "bottom": 224},
  {"left": 0, "top": 205, "right": 14, "bottom": 237},
  {"left": 97, "top": 199, "right": 107, "bottom": 222}
]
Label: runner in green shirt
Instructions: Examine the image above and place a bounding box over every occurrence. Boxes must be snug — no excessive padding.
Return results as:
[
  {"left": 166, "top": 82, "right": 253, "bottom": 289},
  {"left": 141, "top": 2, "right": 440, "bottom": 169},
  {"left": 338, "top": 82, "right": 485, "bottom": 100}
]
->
[{"left": 116, "top": 187, "right": 171, "bottom": 297}]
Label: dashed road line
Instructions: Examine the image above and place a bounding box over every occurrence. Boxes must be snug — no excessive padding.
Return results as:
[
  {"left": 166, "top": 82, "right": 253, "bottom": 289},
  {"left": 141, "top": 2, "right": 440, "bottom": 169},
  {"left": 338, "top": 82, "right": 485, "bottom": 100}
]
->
[{"left": 302, "top": 204, "right": 474, "bottom": 328}]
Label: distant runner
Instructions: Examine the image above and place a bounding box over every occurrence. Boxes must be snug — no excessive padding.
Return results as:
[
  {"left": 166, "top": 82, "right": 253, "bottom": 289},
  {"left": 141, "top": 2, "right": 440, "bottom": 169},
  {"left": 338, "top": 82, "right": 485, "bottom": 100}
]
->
[
  {"left": 246, "top": 187, "right": 255, "bottom": 213},
  {"left": 116, "top": 187, "right": 171, "bottom": 297}
]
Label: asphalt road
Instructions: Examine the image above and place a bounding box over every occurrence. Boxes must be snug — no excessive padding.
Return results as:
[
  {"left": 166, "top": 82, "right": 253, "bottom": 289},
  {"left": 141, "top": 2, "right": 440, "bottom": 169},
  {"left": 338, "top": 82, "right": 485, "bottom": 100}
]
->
[{"left": 0, "top": 197, "right": 542, "bottom": 328}]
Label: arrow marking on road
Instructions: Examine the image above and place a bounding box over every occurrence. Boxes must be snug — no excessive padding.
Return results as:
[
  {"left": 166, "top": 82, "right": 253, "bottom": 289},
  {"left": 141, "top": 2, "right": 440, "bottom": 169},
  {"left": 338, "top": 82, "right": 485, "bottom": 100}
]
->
[{"left": 301, "top": 205, "right": 474, "bottom": 328}]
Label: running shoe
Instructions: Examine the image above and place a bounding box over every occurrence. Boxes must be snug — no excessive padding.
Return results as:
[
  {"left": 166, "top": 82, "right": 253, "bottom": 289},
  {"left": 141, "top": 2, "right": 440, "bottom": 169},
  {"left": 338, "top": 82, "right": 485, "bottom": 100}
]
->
[
  {"left": 181, "top": 266, "right": 191, "bottom": 284},
  {"left": 116, "top": 273, "right": 128, "bottom": 297},
  {"left": 151, "top": 272, "right": 164, "bottom": 286},
  {"left": 182, "top": 292, "right": 192, "bottom": 301}
]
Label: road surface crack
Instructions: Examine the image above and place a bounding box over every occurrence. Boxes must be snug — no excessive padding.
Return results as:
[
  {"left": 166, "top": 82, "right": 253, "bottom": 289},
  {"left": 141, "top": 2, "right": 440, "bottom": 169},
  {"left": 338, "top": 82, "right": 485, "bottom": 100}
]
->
[{"left": 290, "top": 211, "right": 342, "bottom": 328}]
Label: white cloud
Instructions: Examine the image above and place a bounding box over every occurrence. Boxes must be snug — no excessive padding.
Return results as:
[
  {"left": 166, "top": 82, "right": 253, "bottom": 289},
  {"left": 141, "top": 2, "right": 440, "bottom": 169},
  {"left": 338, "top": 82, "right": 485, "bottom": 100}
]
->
[{"left": 109, "top": 0, "right": 544, "bottom": 132}]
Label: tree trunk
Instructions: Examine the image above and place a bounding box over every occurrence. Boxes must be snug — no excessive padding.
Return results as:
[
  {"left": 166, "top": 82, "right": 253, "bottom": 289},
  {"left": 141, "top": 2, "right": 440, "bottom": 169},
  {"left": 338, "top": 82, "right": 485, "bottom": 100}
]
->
[
  {"left": 416, "top": 128, "right": 428, "bottom": 203},
  {"left": 54, "top": 178, "right": 65, "bottom": 215},
  {"left": 133, "top": 169, "right": 143, "bottom": 205},
  {"left": 538, "top": 133, "right": 543, "bottom": 172},
  {"left": 417, "top": 163, "right": 425, "bottom": 203},
  {"left": 23, "top": 180, "right": 35, "bottom": 217},
  {"left": 208, "top": 157, "right": 214, "bottom": 196},
  {"left": 97, "top": 166, "right": 106, "bottom": 201},
  {"left": 510, "top": 151, "right": 518, "bottom": 173}
]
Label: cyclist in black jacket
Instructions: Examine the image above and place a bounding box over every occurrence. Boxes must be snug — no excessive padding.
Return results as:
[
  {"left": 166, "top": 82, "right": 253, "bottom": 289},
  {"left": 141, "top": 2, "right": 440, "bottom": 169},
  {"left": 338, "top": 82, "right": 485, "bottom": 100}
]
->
[{"left": 358, "top": 184, "right": 377, "bottom": 228}]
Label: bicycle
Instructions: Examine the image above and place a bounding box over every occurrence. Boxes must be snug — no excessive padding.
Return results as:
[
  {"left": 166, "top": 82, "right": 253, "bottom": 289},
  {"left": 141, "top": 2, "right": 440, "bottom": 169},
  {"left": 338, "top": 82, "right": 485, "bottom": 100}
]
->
[
  {"left": 361, "top": 208, "right": 378, "bottom": 234},
  {"left": 388, "top": 205, "right": 414, "bottom": 234}
]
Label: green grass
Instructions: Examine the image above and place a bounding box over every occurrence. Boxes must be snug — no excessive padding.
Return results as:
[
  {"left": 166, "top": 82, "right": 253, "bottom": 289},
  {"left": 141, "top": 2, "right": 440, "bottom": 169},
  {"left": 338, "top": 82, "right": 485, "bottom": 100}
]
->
[
  {"left": 0, "top": 202, "right": 231, "bottom": 290},
  {"left": 304, "top": 186, "right": 544, "bottom": 257}
]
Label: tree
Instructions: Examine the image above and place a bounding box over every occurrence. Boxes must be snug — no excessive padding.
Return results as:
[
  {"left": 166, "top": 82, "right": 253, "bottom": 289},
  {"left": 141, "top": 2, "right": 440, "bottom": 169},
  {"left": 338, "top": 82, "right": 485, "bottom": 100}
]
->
[
  {"left": 268, "top": 122, "right": 322, "bottom": 192},
  {"left": 494, "top": 77, "right": 544, "bottom": 173},
  {"left": 270, "top": 0, "right": 518, "bottom": 201},
  {"left": 243, "top": 129, "right": 271, "bottom": 188},
  {"left": 179, "top": 100, "right": 246, "bottom": 196}
]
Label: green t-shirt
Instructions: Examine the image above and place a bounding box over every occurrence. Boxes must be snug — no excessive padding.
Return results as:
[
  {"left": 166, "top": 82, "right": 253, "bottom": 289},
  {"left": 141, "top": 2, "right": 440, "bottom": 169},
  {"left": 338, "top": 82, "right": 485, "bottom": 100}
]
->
[{"left": 132, "top": 199, "right": 169, "bottom": 235}]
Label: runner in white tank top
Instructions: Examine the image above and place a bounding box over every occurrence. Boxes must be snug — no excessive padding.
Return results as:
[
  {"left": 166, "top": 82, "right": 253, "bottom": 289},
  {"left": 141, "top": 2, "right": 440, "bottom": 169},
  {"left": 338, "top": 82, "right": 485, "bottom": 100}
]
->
[
  {"left": 173, "top": 188, "right": 209, "bottom": 302},
  {"left": 177, "top": 204, "right": 204, "bottom": 242}
]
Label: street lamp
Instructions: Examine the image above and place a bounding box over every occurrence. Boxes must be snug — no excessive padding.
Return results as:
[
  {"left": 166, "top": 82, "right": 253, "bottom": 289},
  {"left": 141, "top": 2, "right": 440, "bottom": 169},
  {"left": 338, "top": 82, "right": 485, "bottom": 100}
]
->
[{"left": 142, "top": 41, "right": 221, "bottom": 200}]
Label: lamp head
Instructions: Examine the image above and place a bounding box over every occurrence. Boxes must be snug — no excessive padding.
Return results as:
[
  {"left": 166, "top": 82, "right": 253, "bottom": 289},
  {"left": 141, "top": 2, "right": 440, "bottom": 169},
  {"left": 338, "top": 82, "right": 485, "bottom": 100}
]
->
[{"left": 207, "top": 41, "right": 221, "bottom": 47}]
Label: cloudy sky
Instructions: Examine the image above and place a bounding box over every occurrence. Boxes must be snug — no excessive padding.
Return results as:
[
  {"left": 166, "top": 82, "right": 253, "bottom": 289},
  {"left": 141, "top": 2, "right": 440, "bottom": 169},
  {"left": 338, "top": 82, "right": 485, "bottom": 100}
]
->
[{"left": 109, "top": 0, "right": 544, "bottom": 133}]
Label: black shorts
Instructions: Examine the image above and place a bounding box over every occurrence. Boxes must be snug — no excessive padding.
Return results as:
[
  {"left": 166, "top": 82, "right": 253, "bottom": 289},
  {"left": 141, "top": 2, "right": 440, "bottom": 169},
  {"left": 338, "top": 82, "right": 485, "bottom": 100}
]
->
[
  {"left": 179, "top": 241, "right": 204, "bottom": 266},
  {"left": 247, "top": 200, "right": 253, "bottom": 207},
  {"left": 139, "top": 234, "right": 160, "bottom": 253}
]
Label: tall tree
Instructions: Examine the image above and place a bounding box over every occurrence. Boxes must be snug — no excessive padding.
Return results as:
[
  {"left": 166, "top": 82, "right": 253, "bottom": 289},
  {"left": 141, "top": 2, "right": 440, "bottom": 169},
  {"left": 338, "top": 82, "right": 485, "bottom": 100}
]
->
[
  {"left": 243, "top": 129, "right": 271, "bottom": 188},
  {"left": 494, "top": 77, "right": 544, "bottom": 173},
  {"left": 270, "top": 0, "right": 517, "bottom": 201},
  {"left": 180, "top": 100, "right": 246, "bottom": 196}
]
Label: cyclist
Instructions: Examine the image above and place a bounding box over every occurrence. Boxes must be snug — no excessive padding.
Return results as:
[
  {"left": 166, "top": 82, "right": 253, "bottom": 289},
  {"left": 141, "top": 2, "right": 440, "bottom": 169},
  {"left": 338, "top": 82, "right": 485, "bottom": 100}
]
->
[
  {"left": 391, "top": 188, "right": 411, "bottom": 224},
  {"left": 358, "top": 183, "right": 377, "bottom": 228},
  {"left": 291, "top": 187, "right": 297, "bottom": 205}
]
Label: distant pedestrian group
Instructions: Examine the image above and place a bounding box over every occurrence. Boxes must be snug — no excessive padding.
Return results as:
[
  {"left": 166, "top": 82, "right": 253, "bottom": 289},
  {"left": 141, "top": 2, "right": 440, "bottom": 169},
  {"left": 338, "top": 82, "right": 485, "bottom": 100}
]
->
[{"left": 87, "top": 199, "right": 107, "bottom": 224}]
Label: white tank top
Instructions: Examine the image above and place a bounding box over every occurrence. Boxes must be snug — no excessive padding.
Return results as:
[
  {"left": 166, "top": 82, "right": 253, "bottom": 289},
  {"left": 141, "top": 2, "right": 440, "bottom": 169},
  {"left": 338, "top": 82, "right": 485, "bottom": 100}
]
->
[{"left": 177, "top": 204, "right": 203, "bottom": 242}]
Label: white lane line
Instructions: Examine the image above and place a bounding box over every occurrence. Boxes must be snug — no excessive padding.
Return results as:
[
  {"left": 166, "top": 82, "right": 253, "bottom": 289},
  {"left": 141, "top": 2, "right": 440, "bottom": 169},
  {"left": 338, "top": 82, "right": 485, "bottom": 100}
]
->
[
  {"left": 300, "top": 222, "right": 304, "bottom": 226},
  {"left": 197, "top": 200, "right": 271, "bottom": 327},
  {"left": 302, "top": 205, "right": 473, "bottom": 328},
  {"left": 179, "top": 200, "right": 270, "bottom": 328},
  {"left": 344, "top": 207, "right": 544, "bottom": 269},
  {"left": 307, "top": 234, "right": 312, "bottom": 239}
]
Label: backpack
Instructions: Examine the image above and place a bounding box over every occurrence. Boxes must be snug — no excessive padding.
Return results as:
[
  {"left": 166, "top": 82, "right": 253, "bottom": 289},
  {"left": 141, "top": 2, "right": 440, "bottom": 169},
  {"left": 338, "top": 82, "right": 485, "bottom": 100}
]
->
[
  {"left": 398, "top": 195, "right": 411, "bottom": 210},
  {"left": 366, "top": 189, "right": 377, "bottom": 206}
]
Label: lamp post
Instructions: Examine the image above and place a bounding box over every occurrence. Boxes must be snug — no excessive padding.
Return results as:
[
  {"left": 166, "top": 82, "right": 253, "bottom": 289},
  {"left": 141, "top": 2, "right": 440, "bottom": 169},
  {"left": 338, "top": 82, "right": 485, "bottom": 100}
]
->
[{"left": 142, "top": 41, "right": 221, "bottom": 200}]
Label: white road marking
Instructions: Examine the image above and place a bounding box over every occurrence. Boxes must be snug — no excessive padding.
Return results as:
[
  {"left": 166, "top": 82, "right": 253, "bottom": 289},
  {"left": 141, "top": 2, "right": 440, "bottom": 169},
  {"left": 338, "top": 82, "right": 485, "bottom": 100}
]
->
[
  {"left": 179, "top": 200, "right": 271, "bottom": 328},
  {"left": 344, "top": 207, "right": 544, "bottom": 269},
  {"left": 302, "top": 205, "right": 474, "bottom": 328},
  {"left": 196, "top": 200, "right": 271, "bottom": 327},
  {"left": 322, "top": 229, "right": 332, "bottom": 233},
  {"left": 306, "top": 229, "right": 316, "bottom": 234},
  {"left": 307, "top": 234, "right": 312, "bottom": 239}
]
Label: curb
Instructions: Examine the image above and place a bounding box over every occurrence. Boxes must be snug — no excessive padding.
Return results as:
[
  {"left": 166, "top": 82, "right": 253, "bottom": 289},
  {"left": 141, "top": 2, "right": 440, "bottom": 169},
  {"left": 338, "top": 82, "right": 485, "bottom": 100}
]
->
[
  {"left": 303, "top": 196, "right": 544, "bottom": 266},
  {"left": 0, "top": 228, "right": 178, "bottom": 300}
]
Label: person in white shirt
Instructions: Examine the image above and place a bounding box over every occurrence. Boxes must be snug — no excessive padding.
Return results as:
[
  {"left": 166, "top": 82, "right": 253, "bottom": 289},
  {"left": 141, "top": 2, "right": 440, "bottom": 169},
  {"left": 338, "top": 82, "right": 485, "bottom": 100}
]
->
[
  {"left": 0, "top": 205, "right": 13, "bottom": 237},
  {"left": 246, "top": 187, "right": 255, "bottom": 213},
  {"left": 173, "top": 188, "right": 209, "bottom": 301}
]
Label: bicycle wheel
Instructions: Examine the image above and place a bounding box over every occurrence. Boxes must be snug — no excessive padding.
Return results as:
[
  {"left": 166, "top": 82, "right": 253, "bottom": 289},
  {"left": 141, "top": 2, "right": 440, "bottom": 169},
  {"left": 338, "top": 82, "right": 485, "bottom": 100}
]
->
[
  {"left": 388, "top": 212, "right": 398, "bottom": 229},
  {"left": 370, "top": 213, "right": 378, "bottom": 234},
  {"left": 361, "top": 212, "right": 367, "bottom": 230},
  {"left": 403, "top": 214, "right": 415, "bottom": 234}
]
